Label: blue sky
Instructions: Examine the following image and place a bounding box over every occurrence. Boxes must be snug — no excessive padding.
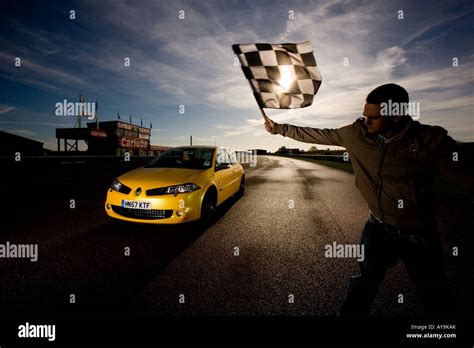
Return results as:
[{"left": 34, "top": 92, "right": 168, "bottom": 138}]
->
[{"left": 0, "top": 0, "right": 473, "bottom": 151}]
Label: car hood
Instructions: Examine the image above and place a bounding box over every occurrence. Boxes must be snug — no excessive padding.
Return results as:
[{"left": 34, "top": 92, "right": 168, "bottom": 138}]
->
[{"left": 118, "top": 166, "right": 208, "bottom": 189}]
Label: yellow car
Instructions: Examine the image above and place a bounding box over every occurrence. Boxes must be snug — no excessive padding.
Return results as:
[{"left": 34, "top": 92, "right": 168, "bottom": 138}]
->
[{"left": 105, "top": 146, "right": 245, "bottom": 224}]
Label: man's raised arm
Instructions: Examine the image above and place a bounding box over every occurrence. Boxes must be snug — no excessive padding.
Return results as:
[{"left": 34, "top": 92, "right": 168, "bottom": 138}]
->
[{"left": 264, "top": 115, "right": 352, "bottom": 147}]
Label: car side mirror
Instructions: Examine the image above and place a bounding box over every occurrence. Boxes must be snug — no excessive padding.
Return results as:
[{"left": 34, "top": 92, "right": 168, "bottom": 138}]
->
[{"left": 215, "top": 163, "right": 231, "bottom": 171}]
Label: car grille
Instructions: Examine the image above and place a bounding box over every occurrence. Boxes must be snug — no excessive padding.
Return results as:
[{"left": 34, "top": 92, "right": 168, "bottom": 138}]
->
[
  {"left": 119, "top": 185, "right": 132, "bottom": 194},
  {"left": 111, "top": 205, "right": 173, "bottom": 220}
]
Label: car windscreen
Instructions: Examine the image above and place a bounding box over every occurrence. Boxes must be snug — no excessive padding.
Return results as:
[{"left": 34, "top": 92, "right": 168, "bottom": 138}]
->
[{"left": 145, "top": 148, "right": 214, "bottom": 170}]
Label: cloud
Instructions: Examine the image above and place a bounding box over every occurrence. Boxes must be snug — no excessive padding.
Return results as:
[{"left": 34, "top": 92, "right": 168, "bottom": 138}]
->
[
  {"left": 0, "top": 51, "right": 90, "bottom": 94},
  {"left": 51, "top": 0, "right": 260, "bottom": 109},
  {"left": 0, "top": 105, "right": 16, "bottom": 114},
  {"left": 401, "top": 9, "right": 474, "bottom": 51},
  {"left": 103, "top": 0, "right": 472, "bottom": 144},
  {"left": 375, "top": 47, "right": 407, "bottom": 76}
]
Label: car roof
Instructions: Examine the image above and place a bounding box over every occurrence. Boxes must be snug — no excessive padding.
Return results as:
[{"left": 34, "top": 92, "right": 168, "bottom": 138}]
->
[
  {"left": 176, "top": 145, "right": 218, "bottom": 149},
  {"left": 172, "top": 145, "right": 238, "bottom": 152}
]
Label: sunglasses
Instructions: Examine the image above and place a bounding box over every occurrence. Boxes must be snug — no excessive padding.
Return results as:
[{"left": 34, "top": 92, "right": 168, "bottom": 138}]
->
[{"left": 361, "top": 115, "right": 383, "bottom": 121}]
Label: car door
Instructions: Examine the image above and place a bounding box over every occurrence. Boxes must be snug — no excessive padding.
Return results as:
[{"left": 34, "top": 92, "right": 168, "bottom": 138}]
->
[
  {"left": 214, "top": 148, "right": 234, "bottom": 204},
  {"left": 226, "top": 149, "right": 242, "bottom": 194}
]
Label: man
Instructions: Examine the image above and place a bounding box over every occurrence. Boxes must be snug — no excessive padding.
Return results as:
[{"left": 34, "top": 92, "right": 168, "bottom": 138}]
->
[{"left": 264, "top": 83, "right": 471, "bottom": 315}]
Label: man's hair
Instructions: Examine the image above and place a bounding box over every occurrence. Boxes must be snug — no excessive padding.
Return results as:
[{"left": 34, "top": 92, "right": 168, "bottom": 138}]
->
[{"left": 366, "top": 83, "right": 409, "bottom": 105}]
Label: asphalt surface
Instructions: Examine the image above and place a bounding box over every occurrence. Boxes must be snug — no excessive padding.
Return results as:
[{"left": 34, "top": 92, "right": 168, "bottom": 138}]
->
[{"left": 0, "top": 155, "right": 471, "bottom": 319}]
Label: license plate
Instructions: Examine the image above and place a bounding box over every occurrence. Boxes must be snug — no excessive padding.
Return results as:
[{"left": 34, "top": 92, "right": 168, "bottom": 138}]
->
[{"left": 121, "top": 200, "right": 151, "bottom": 210}]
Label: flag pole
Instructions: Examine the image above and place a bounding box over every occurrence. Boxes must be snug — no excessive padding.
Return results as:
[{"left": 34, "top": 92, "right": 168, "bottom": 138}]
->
[
  {"left": 248, "top": 84, "right": 268, "bottom": 120},
  {"left": 244, "top": 81, "right": 268, "bottom": 120}
]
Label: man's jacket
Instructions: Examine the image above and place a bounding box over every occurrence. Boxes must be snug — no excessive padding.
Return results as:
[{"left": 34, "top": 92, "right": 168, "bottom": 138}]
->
[{"left": 271, "top": 117, "right": 471, "bottom": 228}]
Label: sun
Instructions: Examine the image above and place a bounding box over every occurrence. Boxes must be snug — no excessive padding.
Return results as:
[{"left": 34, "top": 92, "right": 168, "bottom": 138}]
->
[{"left": 277, "top": 66, "right": 294, "bottom": 91}]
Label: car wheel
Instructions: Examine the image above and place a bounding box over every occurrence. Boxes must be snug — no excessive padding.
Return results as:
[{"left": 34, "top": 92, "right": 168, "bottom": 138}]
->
[
  {"left": 200, "top": 189, "right": 217, "bottom": 226},
  {"left": 236, "top": 174, "right": 245, "bottom": 197}
]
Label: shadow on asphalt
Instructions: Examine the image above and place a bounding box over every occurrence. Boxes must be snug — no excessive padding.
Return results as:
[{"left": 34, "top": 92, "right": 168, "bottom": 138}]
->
[{"left": 0, "top": 194, "right": 243, "bottom": 320}]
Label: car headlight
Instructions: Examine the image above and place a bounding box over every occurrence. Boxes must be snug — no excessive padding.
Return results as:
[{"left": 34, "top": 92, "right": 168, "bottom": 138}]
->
[
  {"left": 146, "top": 183, "right": 201, "bottom": 196},
  {"left": 111, "top": 179, "right": 123, "bottom": 192},
  {"left": 110, "top": 179, "right": 132, "bottom": 194}
]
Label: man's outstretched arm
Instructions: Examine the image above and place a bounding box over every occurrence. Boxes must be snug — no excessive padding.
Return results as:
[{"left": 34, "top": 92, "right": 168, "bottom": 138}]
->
[{"left": 264, "top": 115, "right": 352, "bottom": 147}]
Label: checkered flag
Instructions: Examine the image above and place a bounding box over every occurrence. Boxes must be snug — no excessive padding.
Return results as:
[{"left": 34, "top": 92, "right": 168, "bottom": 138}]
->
[{"left": 232, "top": 41, "right": 322, "bottom": 109}]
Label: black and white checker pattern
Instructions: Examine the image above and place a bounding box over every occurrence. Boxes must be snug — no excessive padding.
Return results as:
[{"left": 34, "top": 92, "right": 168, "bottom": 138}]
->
[{"left": 232, "top": 41, "right": 322, "bottom": 109}]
